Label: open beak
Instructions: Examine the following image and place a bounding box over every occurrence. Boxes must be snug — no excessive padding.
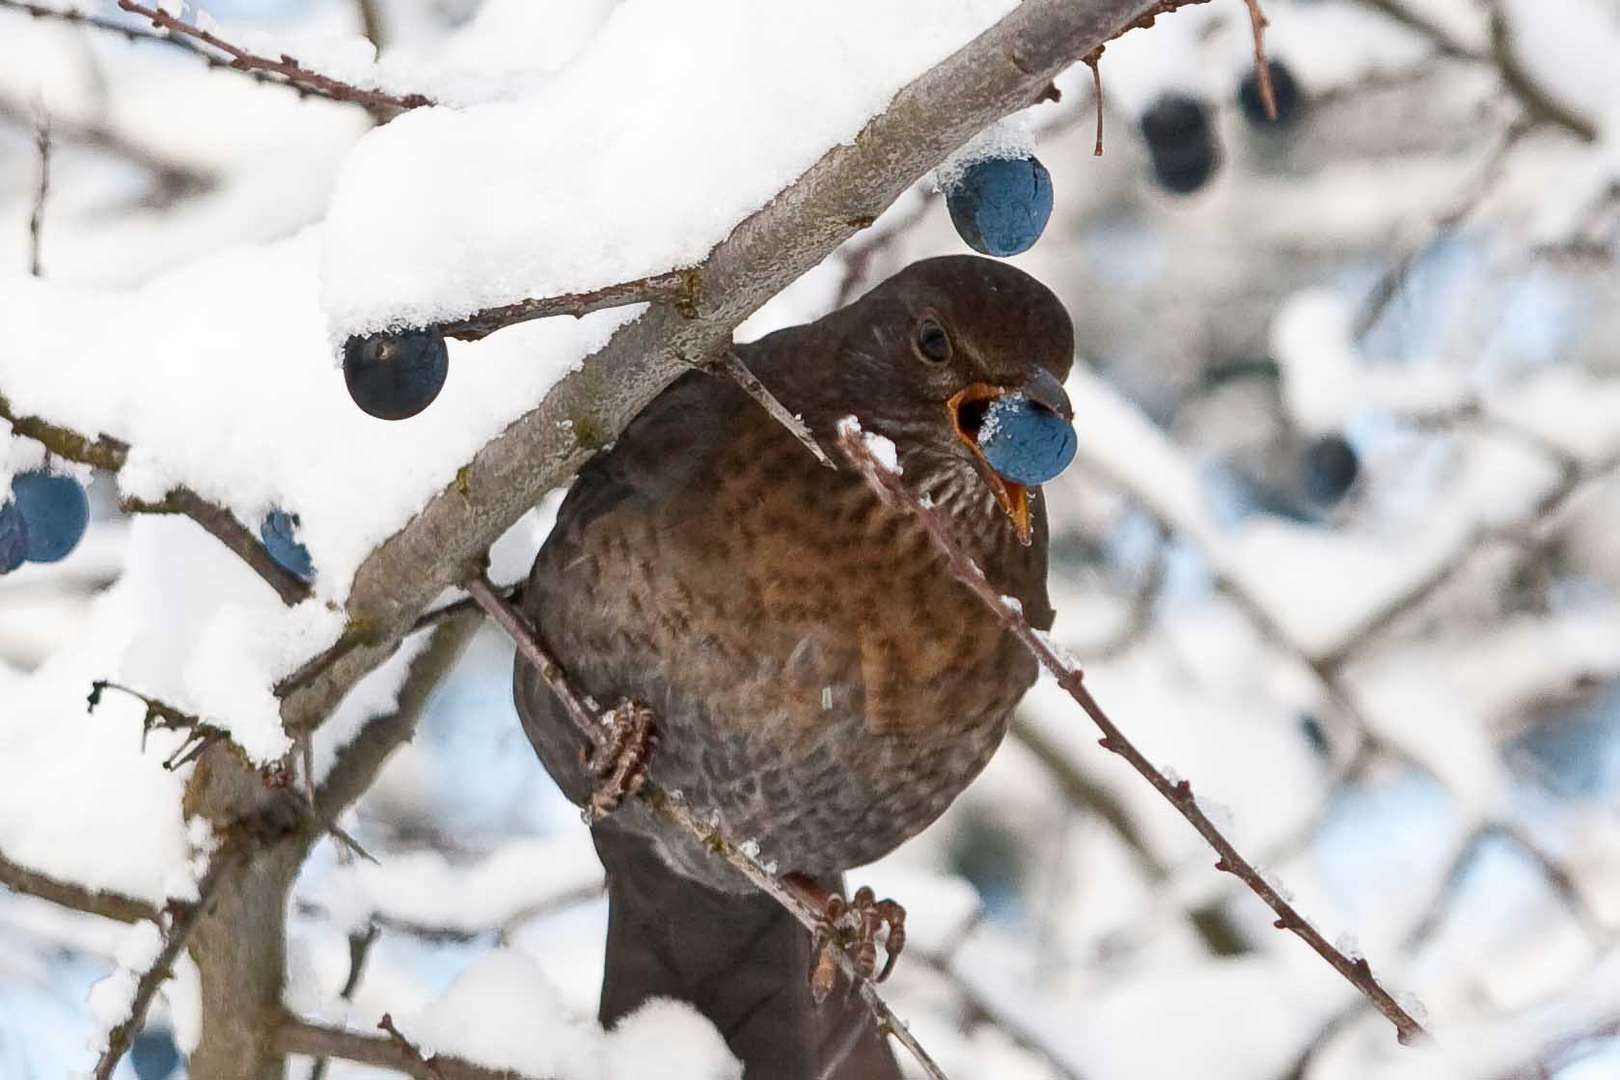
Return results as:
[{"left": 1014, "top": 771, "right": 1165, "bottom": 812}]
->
[{"left": 947, "top": 368, "right": 1071, "bottom": 547}]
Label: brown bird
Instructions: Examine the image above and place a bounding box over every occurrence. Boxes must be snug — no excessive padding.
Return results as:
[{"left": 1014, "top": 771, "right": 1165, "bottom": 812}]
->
[{"left": 514, "top": 255, "right": 1074, "bottom": 1079}]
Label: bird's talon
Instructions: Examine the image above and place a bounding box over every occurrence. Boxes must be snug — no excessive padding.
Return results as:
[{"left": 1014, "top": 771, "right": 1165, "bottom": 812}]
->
[
  {"left": 583, "top": 701, "right": 658, "bottom": 822},
  {"left": 791, "top": 875, "right": 908, "bottom": 995}
]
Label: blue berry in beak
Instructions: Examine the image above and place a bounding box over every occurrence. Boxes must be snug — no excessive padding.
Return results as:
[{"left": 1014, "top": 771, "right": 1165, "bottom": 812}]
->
[{"left": 979, "top": 393, "right": 1077, "bottom": 486}]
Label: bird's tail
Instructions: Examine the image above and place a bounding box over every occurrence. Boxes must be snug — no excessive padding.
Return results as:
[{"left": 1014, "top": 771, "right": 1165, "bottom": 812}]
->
[{"left": 594, "top": 828, "right": 901, "bottom": 1080}]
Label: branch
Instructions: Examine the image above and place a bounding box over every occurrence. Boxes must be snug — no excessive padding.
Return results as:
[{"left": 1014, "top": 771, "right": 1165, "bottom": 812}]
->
[
  {"left": 278, "top": 0, "right": 1185, "bottom": 743},
  {"left": 461, "top": 574, "right": 950, "bottom": 1080},
  {"left": 28, "top": 115, "right": 48, "bottom": 277},
  {"left": 0, "top": 89, "right": 212, "bottom": 203},
  {"left": 834, "top": 420, "right": 1427, "bottom": 1046},
  {"left": 113, "top": 1, "right": 431, "bottom": 116},
  {"left": 275, "top": 1017, "right": 535, "bottom": 1080},
  {"left": 0, "top": 393, "right": 313, "bottom": 606},
  {"left": 0, "top": 0, "right": 426, "bottom": 116},
  {"left": 1241, "top": 0, "right": 1277, "bottom": 120},
  {"left": 438, "top": 270, "right": 700, "bottom": 343},
  {"left": 92, "top": 843, "right": 248, "bottom": 1079},
  {"left": 1486, "top": 2, "right": 1598, "bottom": 142},
  {"left": 1356, "top": 0, "right": 1482, "bottom": 60},
  {"left": 121, "top": 489, "right": 312, "bottom": 606},
  {"left": 0, "top": 851, "right": 158, "bottom": 923},
  {"left": 709, "top": 350, "right": 833, "bottom": 468}
]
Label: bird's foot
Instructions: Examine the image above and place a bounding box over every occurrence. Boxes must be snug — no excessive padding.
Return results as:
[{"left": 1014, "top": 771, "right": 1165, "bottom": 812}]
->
[
  {"left": 787, "top": 874, "right": 907, "bottom": 1003},
  {"left": 583, "top": 700, "right": 658, "bottom": 822}
]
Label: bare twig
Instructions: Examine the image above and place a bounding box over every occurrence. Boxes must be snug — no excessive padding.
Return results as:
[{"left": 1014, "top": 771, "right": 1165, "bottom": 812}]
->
[
  {"left": 438, "top": 270, "right": 702, "bottom": 343},
  {"left": 1355, "top": 0, "right": 1481, "bottom": 60},
  {"left": 354, "top": 0, "right": 385, "bottom": 48},
  {"left": 276, "top": 1017, "right": 532, "bottom": 1080},
  {"left": 378, "top": 1014, "right": 448, "bottom": 1080},
  {"left": 710, "top": 350, "right": 834, "bottom": 468},
  {"left": 121, "top": 489, "right": 313, "bottom": 606},
  {"left": 1241, "top": 0, "right": 1277, "bottom": 120},
  {"left": 1486, "top": 2, "right": 1597, "bottom": 142},
  {"left": 114, "top": 0, "right": 431, "bottom": 116},
  {"left": 0, "top": 0, "right": 426, "bottom": 116},
  {"left": 836, "top": 419, "right": 1427, "bottom": 1046},
  {"left": 0, "top": 90, "right": 211, "bottom": 203},
  {"left": 307, "top": 921, "right": 379, "bottom": 1080},
  {"left": 462, "top": 572, "right": 950, "bottom": 1079},
  {"left": 0, "top": 851, "right": 158, "bottom": 923},
  {"left": 1083, "top": 49, "right": 1104, "bottom": 155},
  {"left": 28, "top": 115, "right": 48, "bottom": 276},
  {"left": 92, "top": 844, "right": 248, "bottom": 1080}
]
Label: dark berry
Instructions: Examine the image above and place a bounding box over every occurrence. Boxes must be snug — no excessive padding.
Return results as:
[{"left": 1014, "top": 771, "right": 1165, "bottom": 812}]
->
[
  {"left": 978, "top": 393, "right": 1077, "bottom": 486},
  {"left": 12, "top": 470, "right": 89, "bottom": 563},
  {"left": 1303, "top": 434, "right": 1359, "bottom": 505},
  {"left": 1238, "top": 59, "right": 1303, "bottom": 127},
  {"left": 946, "top": 156, "right": 1054, "bottom": 257},
  {"left": 259, "top": 509, "right": 314, "bottom": 580},
  {"left": 342, "top": 328, "right": 449, "bottom": 421},
  {"left": 0, "top": 500, "right": 28, "bottom": 574},
  {"left": 1139, "top": 93, "right": 1220, "bottom": 194},
  {"left": 131, "top": 1028, "right": 181, "bottom": 1079}
]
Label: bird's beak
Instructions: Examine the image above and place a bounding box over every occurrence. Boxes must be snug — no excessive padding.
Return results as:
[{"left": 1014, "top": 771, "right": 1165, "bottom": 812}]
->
[{"left": 947, "top": 368, "right": 1072, "bottom": 547}]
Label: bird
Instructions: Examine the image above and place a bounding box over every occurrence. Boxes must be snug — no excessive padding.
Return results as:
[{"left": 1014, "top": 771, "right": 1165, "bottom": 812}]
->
[{"left": 513, "top": 255, "right": 1075, "bottom": 1080}]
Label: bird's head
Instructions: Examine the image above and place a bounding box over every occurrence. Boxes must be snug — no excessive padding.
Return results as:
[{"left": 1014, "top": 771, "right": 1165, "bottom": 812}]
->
[{"left": 830, "top": 255, "right": 1076, "bottom": 545}]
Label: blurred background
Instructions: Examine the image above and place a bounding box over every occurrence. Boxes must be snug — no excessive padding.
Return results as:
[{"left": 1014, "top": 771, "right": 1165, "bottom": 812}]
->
[{"left": 3, "top": 0, "right": 1619, "bottom": 1077}]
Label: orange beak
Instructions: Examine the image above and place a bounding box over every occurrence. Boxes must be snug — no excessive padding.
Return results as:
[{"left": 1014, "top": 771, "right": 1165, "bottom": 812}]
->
[{"left": 948, "top": 383, "right": 1032, "bottom": 546}]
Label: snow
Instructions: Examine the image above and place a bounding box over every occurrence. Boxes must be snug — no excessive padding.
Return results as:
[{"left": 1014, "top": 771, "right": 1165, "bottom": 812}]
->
[
  {"left": 322, "top": 0, "right": 1020, "bottom": 338},
  {"left": 389, "top": 950, "right": 740, "bottom": 1080}
]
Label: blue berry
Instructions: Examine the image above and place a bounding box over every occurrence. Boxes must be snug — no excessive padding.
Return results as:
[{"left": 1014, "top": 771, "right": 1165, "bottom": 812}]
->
[
  {"left": 260, "top": 510, "right": 314, "bottom": 580},
  {"left": 343, "top": 328, "right": 449, "bottom": 421},
  {"left": 131, "top": 1028, "right": 181, "bottom": 1079},
  {"left": 1304, "top": 434, "right": 1359, "bottom": 505},
  {"left": 1140, "top": 94, "right": 1219, "bottom": 194},
  {"left": 12, "top": 470, "right": 89, "bottom": 563},
  {"left": 979, "top": 393, "right": 1076, "bottom": 486},
  {"left": 0, "top": 501, "right": 28, "bottom": 574},
  {"left": 1239, "top": 59, "right": 1303, "bottom": 127},
  {"left": 946, "top": 156, "right": 1054, "bottom": 257}
]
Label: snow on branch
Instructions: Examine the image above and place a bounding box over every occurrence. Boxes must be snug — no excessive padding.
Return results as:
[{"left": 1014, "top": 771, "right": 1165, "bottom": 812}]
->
[
  {"left": 0, "top": 393, "right": 311, "bottom": 604},
  {"left": 276, "top": 1016, "right": 537, "bottom": 1080},
  {"left": 0, "top": 851, "right": 157, "bottom": 924},
  {"left": 834, "top": 420, "right": 1429, "bottom": 1047}
]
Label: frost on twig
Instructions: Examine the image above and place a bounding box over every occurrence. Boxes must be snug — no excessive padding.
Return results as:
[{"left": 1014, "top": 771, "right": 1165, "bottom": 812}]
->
[{"left": 835, "top": 420, "right": 1429, "bottom": 1047}]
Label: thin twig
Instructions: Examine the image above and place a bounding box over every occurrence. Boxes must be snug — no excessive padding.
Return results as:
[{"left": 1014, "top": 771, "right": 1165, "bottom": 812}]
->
[
  {"left": 1241, "top": 0, "right": 1277, "bottom": 121},
  {"left": 114, "top": 0, "right": 431, "bottom": 116},
  {"left": 835, "top": 419, "right": 1427, "bottom": 1046},
  {"left": 308, "top": 922, "right": 380, "bottom": 1080},
  {"left": 1083, "top": 49, "right": 1104, "bottom": 155},
  {"left": 276, "top": 1017, "right": 532, "bottom": 1080},
  {"left": 28, "top": 115, "right": 48, "bottom": 276},
  {"left": 354, "top": 0, "right": 385, "bottom": 48},
  {"left": 462, "top": 572, "right": 950, "bottom": 1080},
  {"left": 92, "top": 845, "right": 248, "bottom": 1079},
  {"left": 711, "top": 350, "right": 834, "bottom": 468},
  {"left": 0, "top": 851, "right": 158, "bottom": 923},
  {"left": 1486, "top": 2, "right": 1597, "bottom": 142},
  {"left": 121, "top": 489, "right": 312, "bottom": 606},
  {"left": 438, "top": 269, "right": 702, "bottom": 342},
  {"left": 377, "top": 1014, "right": 448, "bottom": 1080}
]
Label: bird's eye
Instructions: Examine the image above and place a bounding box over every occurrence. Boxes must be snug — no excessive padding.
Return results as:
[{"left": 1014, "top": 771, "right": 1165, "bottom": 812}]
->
[{"left": 914, "top": 318, "right": 951, "bottom": 364}]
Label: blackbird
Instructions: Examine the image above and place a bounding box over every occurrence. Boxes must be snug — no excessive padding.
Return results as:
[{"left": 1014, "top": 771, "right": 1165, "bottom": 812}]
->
[{"left": 514, "top": 255, "right": 1074, "bottom": 1079}]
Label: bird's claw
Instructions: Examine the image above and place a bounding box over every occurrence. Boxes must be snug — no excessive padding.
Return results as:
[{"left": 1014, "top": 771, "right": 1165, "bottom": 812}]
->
[
  {"left": 582, "top": 700, "right": 658, "bottom": 822},
  {"left": 802, "top": 882, "right": 907, "bottom": 1003}
]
